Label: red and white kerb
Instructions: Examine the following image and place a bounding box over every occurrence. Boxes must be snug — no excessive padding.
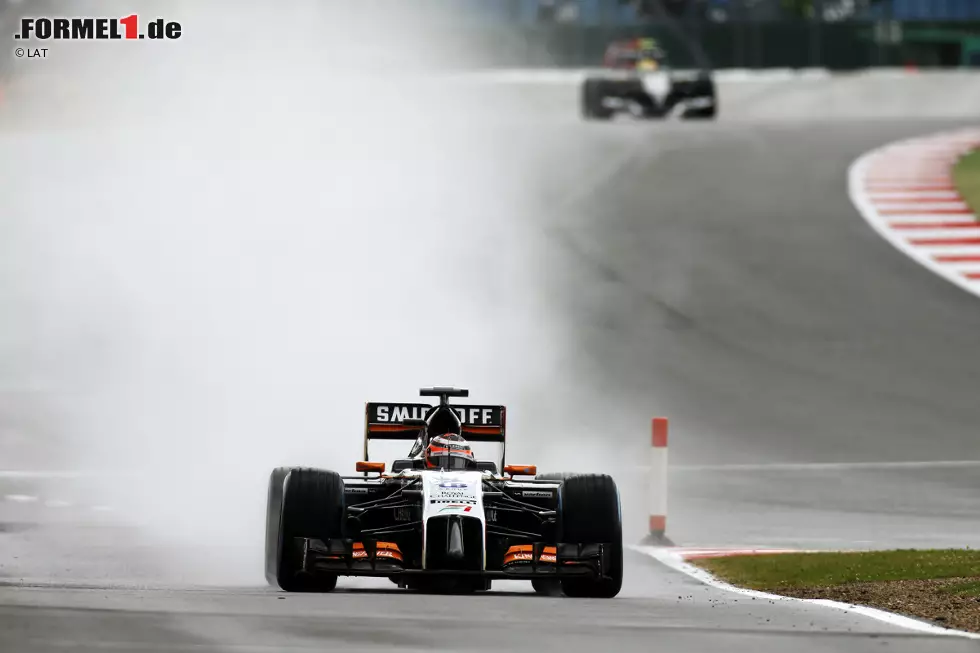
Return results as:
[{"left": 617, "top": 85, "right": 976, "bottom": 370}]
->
[{"left": 850, "top": 128, "right": 980, "bottom": 297}]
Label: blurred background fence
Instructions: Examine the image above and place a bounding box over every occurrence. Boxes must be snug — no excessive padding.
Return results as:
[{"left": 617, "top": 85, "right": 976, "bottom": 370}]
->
[
  {"left": 0, "top": 0, "right": 977, "bottom": 75},
  {"left": 390, "top": 0, "right": 980, "bottom": 69}
]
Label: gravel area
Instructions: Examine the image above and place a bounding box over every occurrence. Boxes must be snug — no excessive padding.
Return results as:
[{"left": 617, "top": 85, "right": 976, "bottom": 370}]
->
[{"left": 780, "top": 578, "right": 980, "bottom": 633}]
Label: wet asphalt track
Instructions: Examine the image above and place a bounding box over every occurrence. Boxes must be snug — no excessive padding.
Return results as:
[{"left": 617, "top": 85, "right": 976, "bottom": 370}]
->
[
  {"left": 2, "top": 82, "right": 980, "bottom": 651},
  {"left": 532, "top": 116, "right": 980, "bottom": 553}
]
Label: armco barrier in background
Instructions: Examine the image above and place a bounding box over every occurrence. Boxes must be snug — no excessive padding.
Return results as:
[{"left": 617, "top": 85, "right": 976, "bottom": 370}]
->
[
  {"left": 440, "top": 66, "right": 979, "bottom": 83},
  {"left": 440, "top": 66, "right": 835, "bottom": 83},
  {"left": 351, "top": 10, "right": 980, "bottom": 71}
]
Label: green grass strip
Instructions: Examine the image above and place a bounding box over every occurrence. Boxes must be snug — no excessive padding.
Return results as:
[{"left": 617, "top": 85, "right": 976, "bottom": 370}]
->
[
  {"left": 693, "top": 549, "right": 980, "bottom": 591},
  {"left": 953, "top": 149, "right": 980, "bottom": 217}
]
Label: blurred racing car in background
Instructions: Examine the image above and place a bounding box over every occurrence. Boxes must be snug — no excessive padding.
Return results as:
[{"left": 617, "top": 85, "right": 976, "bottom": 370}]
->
[
  {"left": 581, "top": 37, "right": 716, "bottom": 121},
  {"left": 265, "top": 387, "right": 623, "bottom": 597}
]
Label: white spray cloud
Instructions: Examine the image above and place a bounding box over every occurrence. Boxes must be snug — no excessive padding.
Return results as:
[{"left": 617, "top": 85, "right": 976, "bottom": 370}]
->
[{"left": 0, "top": 1, "right": 656, "bottom": 583}]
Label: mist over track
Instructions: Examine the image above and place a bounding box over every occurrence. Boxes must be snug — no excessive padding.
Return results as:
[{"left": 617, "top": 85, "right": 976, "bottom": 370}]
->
[{"left": 0, "top": 2, "right": 978, "bottom": 648}]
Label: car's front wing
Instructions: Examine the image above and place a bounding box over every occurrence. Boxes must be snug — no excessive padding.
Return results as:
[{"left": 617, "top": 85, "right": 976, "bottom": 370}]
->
[{"left": 290, "top": 537, "right": 616, "bottom": 581}]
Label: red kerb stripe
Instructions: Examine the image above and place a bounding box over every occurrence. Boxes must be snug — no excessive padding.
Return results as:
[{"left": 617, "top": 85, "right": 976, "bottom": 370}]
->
[
  {"left": 935, "top": 255, "right": 980, "bottom": 262},
  {"left": 878, "top": 207, "right": 972, "bottom": 216},
  {"left": 888, "top": 222, "right": 980, "bottom": 230},
  {"left": 866, "top": 185, "right": 955, "bottom": 192},
  {"left": 909, "top": 237, "right": 980, "bottom": 246},
  {"left": 871, "top": 197, "right": 963, "bottom": 204}
]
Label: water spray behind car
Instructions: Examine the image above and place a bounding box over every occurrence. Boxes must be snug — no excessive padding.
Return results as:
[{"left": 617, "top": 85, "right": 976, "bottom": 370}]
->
[{"left": 0, "top": 0, "right": 606, "bottom": 585}]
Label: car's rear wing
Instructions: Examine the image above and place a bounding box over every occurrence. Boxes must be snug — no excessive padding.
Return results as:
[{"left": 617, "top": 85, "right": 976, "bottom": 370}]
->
[{"left": 363, "top": 401, "right": 506, "bottom": 462}]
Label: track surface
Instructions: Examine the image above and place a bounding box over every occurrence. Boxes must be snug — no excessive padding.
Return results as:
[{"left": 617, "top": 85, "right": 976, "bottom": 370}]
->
[
  {"left": 535, "top": 117, "right": 980, "bottom": 552},
  {"left": 2, "top": 81, "right": 980, "bottom": 651},
  {"left": 3, "top": 555, "right": 976, "bottom": 653}
]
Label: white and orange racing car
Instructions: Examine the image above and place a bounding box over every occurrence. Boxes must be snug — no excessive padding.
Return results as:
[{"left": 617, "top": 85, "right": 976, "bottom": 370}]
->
[{"left": 265, "top": 387, "right": 622, "bottom": 597}]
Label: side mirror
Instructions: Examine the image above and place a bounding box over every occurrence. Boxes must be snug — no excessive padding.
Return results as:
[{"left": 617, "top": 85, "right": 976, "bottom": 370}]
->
[
  {"left": 503, "top": 464, "right": 536, "bottom": 477},
  {"left": 356, "top": 461, "right": 386, "bottom": 474}
]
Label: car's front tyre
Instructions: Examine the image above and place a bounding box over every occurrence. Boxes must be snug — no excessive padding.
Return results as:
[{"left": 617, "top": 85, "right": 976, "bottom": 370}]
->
[
  {"left": 557, "top": 473, "right": 623, "bottom": 598},
  {"left": 266, "top": 467, "right": 345, "bottom": 592},
  {"left": 581, "top": 79, "right": 613, "bottom": 121}
]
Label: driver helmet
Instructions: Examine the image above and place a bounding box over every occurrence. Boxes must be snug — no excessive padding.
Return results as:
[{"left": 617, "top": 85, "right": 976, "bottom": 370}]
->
[{"left": 425, "top": 433, "right": 476, "bottom": 470}]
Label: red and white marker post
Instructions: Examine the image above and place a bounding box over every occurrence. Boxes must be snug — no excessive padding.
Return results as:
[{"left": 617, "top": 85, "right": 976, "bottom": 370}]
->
[{"left": 648, "top": 417, "right": 668, "bottom": 540}]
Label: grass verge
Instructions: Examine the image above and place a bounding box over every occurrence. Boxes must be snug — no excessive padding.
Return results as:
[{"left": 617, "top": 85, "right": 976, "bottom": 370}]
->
[
  {"left": 953, "top": 149, "right": 980, "bottom": 215},
  {"left": 692, "top": 549, "right": 980, "bottom": 633},
  {"left": 695, "top": 549, "right": 980, "bottom": 591}
]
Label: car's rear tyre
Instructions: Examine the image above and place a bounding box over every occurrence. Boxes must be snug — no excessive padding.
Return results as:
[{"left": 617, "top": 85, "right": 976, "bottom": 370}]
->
[
  {"left": 266, "top": 467, "right": 345, "bottom": 592},
  {"left": 557, "top": 473, "right": 623, "bottom": 598}
]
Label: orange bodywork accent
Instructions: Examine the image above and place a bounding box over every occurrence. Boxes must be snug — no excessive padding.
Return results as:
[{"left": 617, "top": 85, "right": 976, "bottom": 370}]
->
[
  {"left": 462, "top": 425, "right": 502, "bottom": 435},
  {"left": 503, "top": 544, "right": 557, "bottom": 565},
  {"left": 356, "top": 461, "right": 386, "bottom": 473},
  {"left": 503, "top": 464, "right": 537, "bottom": 476},
  {"left": 368, "top": 424, "right": 423, "bottom": 433},
  {"left": 350, "top": 541, "right": 404, "bottom": 562}
]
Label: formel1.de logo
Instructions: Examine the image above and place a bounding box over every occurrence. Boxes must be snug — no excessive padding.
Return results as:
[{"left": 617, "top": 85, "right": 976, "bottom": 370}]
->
[{"left": 15, "top": 15, "right": 182, "bottom": 41}]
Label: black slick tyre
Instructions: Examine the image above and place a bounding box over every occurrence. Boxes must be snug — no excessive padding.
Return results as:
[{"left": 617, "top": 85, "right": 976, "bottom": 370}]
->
[
  {"left": 580, "top": 79, "right": 597, "bottom": 119},
  {"left": 266, "top": 467, "right": 345, "bottom": 592},
  {"left": 557, "top": 473, "right": 623, "bottom": 598},
  {"left": 581, "top": 79, "right": 612, "bottom": 121},
  {"left": 265, "top": 466, "right": 291, "bottom": 586}
]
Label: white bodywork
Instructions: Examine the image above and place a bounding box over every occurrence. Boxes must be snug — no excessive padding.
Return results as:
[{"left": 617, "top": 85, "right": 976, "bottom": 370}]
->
[
  {"left": 356, "top": 468, "right": 563, "bottom": 571},
  {"left": 640, "top": 71, "right": 671, "bottom": 99},
  {"left": 412, "top": 469, "right": 488, "bottom": 569},
  {"left": 598, "top": 69, "right": 672, "bottom": 101}
]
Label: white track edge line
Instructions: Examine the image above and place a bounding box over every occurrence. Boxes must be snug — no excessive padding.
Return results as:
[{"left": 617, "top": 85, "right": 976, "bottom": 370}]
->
[
  {"left": 632, "top": 546, "right": 980, "bottom": 639},
  {"left": 848, "top": 129, "right": 980, "bottom": 300}
]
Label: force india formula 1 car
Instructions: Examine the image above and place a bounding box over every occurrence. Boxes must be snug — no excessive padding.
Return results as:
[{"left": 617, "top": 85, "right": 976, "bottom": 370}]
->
[
  {"left": 265, "top": 387, "right": 623, "bottom": 597},
  {"left": 581, "top": 38, "right": 716, "bottom": 121}
]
